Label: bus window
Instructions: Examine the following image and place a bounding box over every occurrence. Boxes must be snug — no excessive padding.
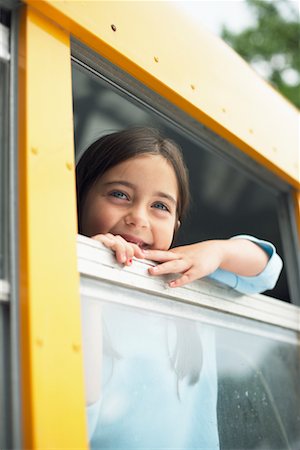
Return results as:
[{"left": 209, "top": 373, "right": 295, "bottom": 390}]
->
[
  {"left": 71, "top": 25, "right": 299, "bottom": 450},
  {"left": 72, "top": 56, "right": 291, "bottom": 302}
]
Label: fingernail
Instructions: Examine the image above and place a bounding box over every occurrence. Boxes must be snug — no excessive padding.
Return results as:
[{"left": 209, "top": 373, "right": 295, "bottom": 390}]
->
[{"left": 142, "top": 249, "right": 149, "bottom": 254}]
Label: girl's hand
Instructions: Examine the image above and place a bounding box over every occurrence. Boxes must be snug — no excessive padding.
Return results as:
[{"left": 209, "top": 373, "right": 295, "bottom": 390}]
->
[
  {"left": 143, "top": 239, "right": 269, "bottom": 288},
  {"left": 144, "top": 241, "right": 224, "bottom": 288},
  {"left": 92, "top": 233, "right": 145, "bottom": 266}
]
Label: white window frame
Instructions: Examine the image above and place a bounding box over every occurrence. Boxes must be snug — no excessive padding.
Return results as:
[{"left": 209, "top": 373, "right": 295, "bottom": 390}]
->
[{"left": 78, "top": 236, "right": 300, "bottom": 337}]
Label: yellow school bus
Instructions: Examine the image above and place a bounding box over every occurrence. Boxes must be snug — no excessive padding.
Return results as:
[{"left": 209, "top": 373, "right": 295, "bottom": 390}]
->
[{"left": 1, "top": 1, "right": 299, "bottom": 449}]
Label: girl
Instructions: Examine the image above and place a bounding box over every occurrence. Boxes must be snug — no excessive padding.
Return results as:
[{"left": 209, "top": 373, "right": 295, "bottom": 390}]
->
[
  {"left": 77, "top": 127, "right": 282, "bottom": 294},
  {"left": 77, "top": 127, "right": 282, "bottom": 449}
]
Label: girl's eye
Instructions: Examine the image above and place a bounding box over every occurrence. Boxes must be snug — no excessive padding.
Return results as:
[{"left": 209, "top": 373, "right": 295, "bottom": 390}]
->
[
  {"left": 153, "top": 202, "right": 170, "bottom": 212},
  {"left": 109, "top": 191, "right": 128, "bottom": 200}
]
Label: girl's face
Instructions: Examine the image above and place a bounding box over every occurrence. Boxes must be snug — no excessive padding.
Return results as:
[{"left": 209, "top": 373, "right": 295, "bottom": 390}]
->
[{"left": 81, "top": 154, "right": 179, "bottom": 250}]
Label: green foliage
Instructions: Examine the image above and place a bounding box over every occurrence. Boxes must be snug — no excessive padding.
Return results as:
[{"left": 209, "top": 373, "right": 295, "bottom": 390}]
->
[{"left": 221, "top": 0, "right": 300, "bottom": 108}]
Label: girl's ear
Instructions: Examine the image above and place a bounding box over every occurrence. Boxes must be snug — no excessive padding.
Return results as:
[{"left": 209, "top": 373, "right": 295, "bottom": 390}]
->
[
  {"left": 175, "top": 220, "right": 181, "bottom": 232},
  {"left": 170, "top": 220, "right": 181, "bottom": 248}
]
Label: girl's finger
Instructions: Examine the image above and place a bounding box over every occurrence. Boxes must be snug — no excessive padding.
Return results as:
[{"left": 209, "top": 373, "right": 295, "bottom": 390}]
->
[
  {"left": 125, "top": 245, "right": 135, "bottom": 266},
  {"left": 169, "top": 270, "right": 199, "bottom": 288},
  {"left": 142, "top": 249, "right": 180, "bottom": 262},
  {"left": 112, "top": 240, "right": 128, "bottom": 264},
  {"left": 92, "top": 235, "right": 126, "bottom": 264},
  {"left": 115, "top": 236, "right": 140, "bottom": 265},
  {"left": 104, "top": 233, "right": 116, "bottom": 240},
  {"left": 148, "top": 259, "right": 190, "bottom": 276},
  {"left": 92, "top": 234, "right": 114, "bottom": 246},
  {"left": 92, "top": 234, "right": 143, "bottom": 265},
  {"left": 131, "top": 244, "right": 145, "bottom": 260}
]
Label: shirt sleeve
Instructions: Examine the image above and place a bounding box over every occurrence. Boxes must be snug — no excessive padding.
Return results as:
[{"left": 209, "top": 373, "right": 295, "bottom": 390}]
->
[{"left": 208, "top": 235, "right": 283, "bottom": 295}]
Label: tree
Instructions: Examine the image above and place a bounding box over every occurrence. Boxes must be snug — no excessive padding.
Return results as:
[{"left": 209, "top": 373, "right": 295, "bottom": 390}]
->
[{"left": 221, "top": 0, "right": 300, "bottom": 109}]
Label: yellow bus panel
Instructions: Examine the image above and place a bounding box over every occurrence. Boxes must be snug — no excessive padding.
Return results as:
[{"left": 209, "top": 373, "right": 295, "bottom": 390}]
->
[
  {"left": 18, "top": 6, "right": 87, "bottom": 448},
  {"left": 25, "top": 0, "right": 299, "bottom": 188}
]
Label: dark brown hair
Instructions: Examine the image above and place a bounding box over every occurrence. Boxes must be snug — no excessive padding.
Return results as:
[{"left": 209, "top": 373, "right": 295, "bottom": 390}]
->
[{"left": 76, "top": 127, "right": 190, "bottom": 234}]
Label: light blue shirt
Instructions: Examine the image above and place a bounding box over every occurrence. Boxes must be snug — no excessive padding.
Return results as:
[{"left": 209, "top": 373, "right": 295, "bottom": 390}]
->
[
  {"left": 86, "top": 236, "right": 283, "bottom": 448},
  {"left": 209, "top": 235, "right": 283, "bottom": 294}
]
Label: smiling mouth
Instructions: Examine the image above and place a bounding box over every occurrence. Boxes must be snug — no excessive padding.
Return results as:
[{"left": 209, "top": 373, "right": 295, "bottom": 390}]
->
[{"left": 118, "top": 234, "right": 151, "bottom": 250}]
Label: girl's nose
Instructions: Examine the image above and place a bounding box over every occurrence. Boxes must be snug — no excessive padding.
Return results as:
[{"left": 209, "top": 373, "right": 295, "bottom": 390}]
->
[{"left": 125, "top": 206, "right": 150, "bottom": 228}]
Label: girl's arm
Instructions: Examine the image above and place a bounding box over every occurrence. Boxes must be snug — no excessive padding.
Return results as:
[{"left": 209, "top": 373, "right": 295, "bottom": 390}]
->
[
  {"left": 208, "top": 236, "right": 283, "bottom": 294},
  {"left": 143, "top": 236, "right": 282, "bottom": 293}
]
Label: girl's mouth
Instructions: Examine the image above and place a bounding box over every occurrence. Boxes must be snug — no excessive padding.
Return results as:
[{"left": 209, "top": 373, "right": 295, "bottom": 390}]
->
[{"left": 118, "top": 233, "right": 151, "bottom": 250}]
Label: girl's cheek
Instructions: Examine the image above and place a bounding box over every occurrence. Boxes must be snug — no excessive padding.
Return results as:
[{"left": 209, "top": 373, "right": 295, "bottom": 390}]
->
[{"left": 161, "top": 224, "right": 176, "bottom": 249}]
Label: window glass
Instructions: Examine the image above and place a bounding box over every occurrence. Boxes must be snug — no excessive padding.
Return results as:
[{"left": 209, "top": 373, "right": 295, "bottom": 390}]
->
[
  {"left": 72, "top": 63, "right": 288, "bottom": 301},
  {"left": 81, "top": 278, "right": 300, "bottom": 449}
]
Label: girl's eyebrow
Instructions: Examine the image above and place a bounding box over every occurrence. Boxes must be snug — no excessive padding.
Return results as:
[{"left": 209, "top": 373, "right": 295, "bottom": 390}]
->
[
  {"left": 104, "top": 180, "right": 134, "bottom": 189},
  {"left": 104, "top": 180, "right": 177, "bottom": 205},
  {"left": 155, "top": 192, "right": 177, "bottom": 206}
]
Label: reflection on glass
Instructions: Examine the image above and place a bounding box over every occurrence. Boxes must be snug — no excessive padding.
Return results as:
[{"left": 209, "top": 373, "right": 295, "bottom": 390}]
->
[
  {"left": 81, "top": 292, "right": 300, "bottom": 450},
  {"left": 83, "top": 298, "right": 219, "bottom": 449},
  {"left": 217, "top": 329, "right": 300, "bottom": 450},
  {"left": 72, "top": 67, "right": 157, "bottom": 158}
]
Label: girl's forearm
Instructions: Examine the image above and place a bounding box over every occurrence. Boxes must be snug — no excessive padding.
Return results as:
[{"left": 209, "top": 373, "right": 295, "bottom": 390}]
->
[{"left": 219, "top": 239, "right": 269, "bottom": 277}]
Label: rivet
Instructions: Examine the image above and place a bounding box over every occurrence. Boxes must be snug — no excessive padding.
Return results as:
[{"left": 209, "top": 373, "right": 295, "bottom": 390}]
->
[
  {"left": 111, "top": 24, "right": 117, "bottom": 32},
  {"left": 221, "top": 107, "right": 226, "bottom": 113},
  {"left": 66, "top": 162, "right": 73, "bottom": 171},
  {"left": 272, "top": 147, "right": 278, "bottom": 153},
  {"left": 72, "top": 343, "right": 80, "bottom": 353},
  {"left": 249, "top": 128, "right": 254, "bottom": 134},
  {"left": 36, "top": 338, "right": 43, "bottom": 347},
  {"left": 190, "top": 84, "right": 196, "bottom": 90},
  {"left": 31, "top": 147, "right": 38, "bottom": 155},
  {"left": 154, "top": 56, "right": 159, "bottom": 63}
]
